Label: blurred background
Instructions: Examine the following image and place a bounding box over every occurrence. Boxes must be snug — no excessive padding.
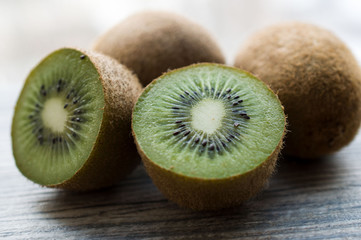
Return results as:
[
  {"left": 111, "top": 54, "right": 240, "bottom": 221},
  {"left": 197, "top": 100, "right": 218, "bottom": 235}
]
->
[
  {"left": 1, "top": 0, "right": 361, "bottom": 162},
  {"left": 2, "top": 0, "right": 361, "bottom": 85}
]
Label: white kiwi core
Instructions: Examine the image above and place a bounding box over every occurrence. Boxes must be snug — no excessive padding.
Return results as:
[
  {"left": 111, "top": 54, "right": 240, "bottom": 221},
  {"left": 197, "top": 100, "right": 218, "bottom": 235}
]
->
[
  {"left": 41, "top": 97, "right": 68, "bottom": 133},
  {"left": 191, "top": 99, "right": 225, "bottom": 134}
]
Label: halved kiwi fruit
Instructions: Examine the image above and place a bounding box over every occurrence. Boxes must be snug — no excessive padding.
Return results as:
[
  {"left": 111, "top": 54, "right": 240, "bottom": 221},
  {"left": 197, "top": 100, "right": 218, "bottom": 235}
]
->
[
  {"left": 12, "top": 48, "right": 142, "bottom": 190},
  {"left": 234, "top": 22, "right": 361, "bottom": 158},
  {"left": 93, "top": 11, "right": 225, "bottom": 86},
  {"left": 132, "top": 63, "right": 286, "bottom": 210}
]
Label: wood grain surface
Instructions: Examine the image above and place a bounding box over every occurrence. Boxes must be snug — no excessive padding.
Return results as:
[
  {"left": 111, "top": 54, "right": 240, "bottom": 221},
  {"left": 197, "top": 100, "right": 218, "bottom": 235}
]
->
[{"left": 1, "top": 86, "right": 361, "bottom": 239}]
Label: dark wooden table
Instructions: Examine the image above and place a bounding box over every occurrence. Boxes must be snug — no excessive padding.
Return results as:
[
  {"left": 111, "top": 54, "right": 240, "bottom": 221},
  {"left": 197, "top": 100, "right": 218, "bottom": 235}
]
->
[{"left": 1, "top": 85, "right": 361, "bottom": 239}]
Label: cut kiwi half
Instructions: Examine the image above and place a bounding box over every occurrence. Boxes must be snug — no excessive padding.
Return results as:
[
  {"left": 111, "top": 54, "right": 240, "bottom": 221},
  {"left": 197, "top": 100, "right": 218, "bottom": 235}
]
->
[
  {"left": 132, "top": 63, "right": 286, "bottom": 210},
  {"left": 12, "top": 48, "right": 142, "bottom": 190}
]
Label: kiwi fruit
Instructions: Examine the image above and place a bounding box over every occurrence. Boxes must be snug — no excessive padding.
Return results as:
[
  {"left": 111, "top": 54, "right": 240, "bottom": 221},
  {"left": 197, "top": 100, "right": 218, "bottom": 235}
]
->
[
  {"left": 93, "top": 10, "right": 225, "bottom": 86},
  {"left": 132, "top": 63, "right": 286, "bottom": 210},
  {"left": 12, "top": 48, "right": 142, "bottom": 190},
  {"left": 234, "top": 22, "right": 361, "bottom": 159}
]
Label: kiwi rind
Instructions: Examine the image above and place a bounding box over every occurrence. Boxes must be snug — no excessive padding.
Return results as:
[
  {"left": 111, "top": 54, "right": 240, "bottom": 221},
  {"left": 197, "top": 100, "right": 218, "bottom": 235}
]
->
[
  {"left": 137, "top": 137, "right": 282, "bottom": 211},
  {"left": 234, "top": 22, "right": 361, "bottom": 159},
  {"left": 12, "top": 48, "right": 142, "bottom": 191},
  {"left": 132, "top": 63, "right": 286, "bottom": 210},
  {"left": 93, "top": 10, "right": 225, "bottom": 86}
]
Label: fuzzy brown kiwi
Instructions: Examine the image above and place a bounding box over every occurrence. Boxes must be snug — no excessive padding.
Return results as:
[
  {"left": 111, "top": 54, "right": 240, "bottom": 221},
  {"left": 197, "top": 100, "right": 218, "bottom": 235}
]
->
[
  {"left": 93, "top": 10, "right": 225, "bottom": 86},
  {"left": 12, "top": 48, "right": 142, "bottom": 190},
  {"left": 234, "top": 22, "right": 361, "bottom": 159}
]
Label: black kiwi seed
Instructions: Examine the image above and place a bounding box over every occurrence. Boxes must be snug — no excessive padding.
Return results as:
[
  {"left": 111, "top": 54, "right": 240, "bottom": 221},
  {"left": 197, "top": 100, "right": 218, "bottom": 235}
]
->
[
  {"left": 208, "top": 144, "right": 215, "bottom": 151},
  {"left": 64, "top": 103, "right": 68, "bottom": 109},
  {"left": 195, "top": 137, "right": 200, "bottom": 143},
  {"left": 238, "top": 100, "right": 243, "bottom": 103},
  {"left": 66, "top": 89, "right": 74, "bottom": 99},
  {"left": 56, "top": 79, "right": 63, "bottom": 92},
  {"left": 74, "top": 109, "right": 82, "bottom": 114},
  {"left": 73, "top": 99, "right": 78, "bottom": 104},
  {"left": 173, "top": 131, "right": 181, "bottom": 136},
  {"left": 226, "top": 88, "right": 231, "bottom": 93},
  {"left": 232, "top": 102, "right": 239, "bottom": 106},
  {"left": 234, "top": 96, "right": 240, "bottom": 99},
  {"left": 240, "top": 113, "right": 250, "bottom": 119},
  {"left": 80, "top": 55, "right": 85, "bottom": 59},
  {"left": 41, "top": 89, "right": 47, "bottom": 96},
  {"left": 28, "top": 115, "right": 33, "bottom": 119},
  {"left": 234, "top": 122, "right": 240, "bottom": 127},
  {"left": 37, "top": 135, "right": 43, "bottom": 144},
  {"left": 180, "top": 94, "right": 185, "bottom": 99},
  {"left": 184, "top": 130, "right": 191, "bottom": 136},
  {"left": 172, "top": 107, "right": 180, "bottom": 110},
  {"left": 202, "top": 140, "right": 207, "bottom": 146},
  {"left": 175, "top": 120, "right": 182, "bottom": 124}
]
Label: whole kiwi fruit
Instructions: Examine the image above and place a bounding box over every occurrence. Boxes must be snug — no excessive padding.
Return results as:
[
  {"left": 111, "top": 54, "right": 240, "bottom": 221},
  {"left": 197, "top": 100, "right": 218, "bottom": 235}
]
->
[
  {"left": 12, "top": 48, "right": 142, "bottom": 190},
  {"left": 93, "top": 10, "right": 225, "bottom": 86},
  {"left": 132, "top": 63, "right": 286, "bottom": 210},
  {"left": 234, "top": 22, "right": 361, "bottom": 159}
]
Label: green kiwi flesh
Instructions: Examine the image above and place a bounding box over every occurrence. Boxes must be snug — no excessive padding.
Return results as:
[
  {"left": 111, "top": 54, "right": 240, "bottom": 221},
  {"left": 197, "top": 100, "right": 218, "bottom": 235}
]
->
[
  {"left": 132, "top": 63, "right": 286, "bottom": 210},
  {"left": 93, "top": 11, "right": 225, "bottom": 86},
  {"left": 234, "top": 22, "right": 361, "bottom": 158},
  {"left": 12, "top": 48, "right": 142, "bottom": 190}
]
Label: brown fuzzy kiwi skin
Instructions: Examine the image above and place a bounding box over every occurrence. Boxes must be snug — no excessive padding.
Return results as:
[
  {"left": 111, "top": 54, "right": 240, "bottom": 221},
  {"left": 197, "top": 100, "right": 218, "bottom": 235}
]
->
[
  {"left": 131, "top": 63, "right": 286, "bottom": 211},
  {"left": 93, "top": 10, "right": 225, "bottom": 86},
  {"left": 47, "top": 48, "right": 143, "bottom": 190},
  {"left": 234, "top": 22, "right": 361, "bottom": 159},
  {"left": 135, "top": 139, "right": 282, "bottom": 211}
]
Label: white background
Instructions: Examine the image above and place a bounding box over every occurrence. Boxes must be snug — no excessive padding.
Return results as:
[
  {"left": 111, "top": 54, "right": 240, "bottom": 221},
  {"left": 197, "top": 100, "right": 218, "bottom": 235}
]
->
[{"left": 1, "top": 0, "right": 361, "bottom": 86}]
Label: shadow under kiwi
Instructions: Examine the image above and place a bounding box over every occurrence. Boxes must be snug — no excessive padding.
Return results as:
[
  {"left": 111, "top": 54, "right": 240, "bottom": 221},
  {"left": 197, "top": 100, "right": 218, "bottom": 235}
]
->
[{"left": 271, "top": 152, "right": 344, "bottom": 190}]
